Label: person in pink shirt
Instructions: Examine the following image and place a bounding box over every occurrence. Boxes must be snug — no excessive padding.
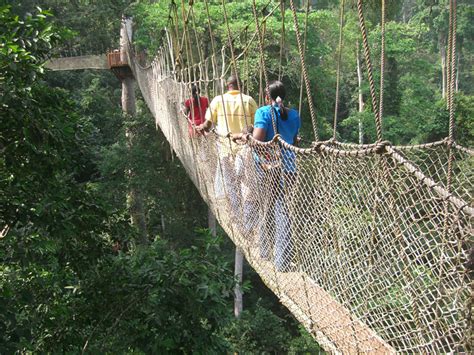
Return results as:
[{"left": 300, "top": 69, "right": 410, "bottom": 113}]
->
[{"left": 184, "top": 85, "right": 209, "bottom": 137}]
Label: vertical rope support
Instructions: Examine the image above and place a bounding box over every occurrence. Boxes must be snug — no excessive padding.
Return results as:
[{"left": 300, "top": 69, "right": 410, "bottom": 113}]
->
[
  {"left": 221, "top": 0, "right": 250, "bottom": 128},
  {"left": 278, "top": 0, "right": 285, "bottom": 81},
  {"left": 204, "top": 0, "right": 218, "bottom": 95},
  {"left": 435, "top": 0, "right": 457, "bottom": 345},
  {"left": 180, "top": 0, "right": 191, "bottom": 84},
  {"left": 251, "top": 0, "right": 278, "bottom": 136},
  {"left": 289, "top": 0, "right": 319, "bottom": 141},
  {"left": 243, "top": 26, "right": 249, "bottom": 94},
  {"left": 448, "top": 0, "right": 457, "bottom": 149},
  {"left": 379, "top": 0, "right": 386, "bottom": 122},
  {"left": 356, "top": 0, "right": 382, "bottom": 142},
  {"left": 446, "top": 0, "right": 457, "bottom": 196},
  {"left": 172, "top": 2, "right": 183, "bottom": 79},
  {"left": 190, "top": 7, "right": 205, "bottom": 65},
  {"left": 333, "top": 0, "right": 345, "bottom": 140},
  {"left": 298, "top": 0, "right": 310, "bottom": 117},
  {"left": 446, "top": 0, "right": 453, "bottom": 109}
]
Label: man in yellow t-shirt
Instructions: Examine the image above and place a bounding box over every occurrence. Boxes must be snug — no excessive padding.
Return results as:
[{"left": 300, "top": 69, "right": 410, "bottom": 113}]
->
[
  {"left": 197, "top": 76, "right": 257, "bottom": 234},
  {"left": 197, "top": 75, "right": 257, "bottom": 136}
]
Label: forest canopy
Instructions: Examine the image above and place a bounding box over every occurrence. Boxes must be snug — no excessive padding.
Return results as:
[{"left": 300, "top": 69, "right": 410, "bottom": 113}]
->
[{"left": 1, "top": 0, "right": 472, "bottom": 353}]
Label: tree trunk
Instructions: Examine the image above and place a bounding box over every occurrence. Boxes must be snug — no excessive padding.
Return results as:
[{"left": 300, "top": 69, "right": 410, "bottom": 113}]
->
[
  {"left": 161, "top": 214, "right": 166, "bottom": 233},
  {"left": 234, "top": 248, "right": 244, "bottom": 318},
  {"left": 440, "top": 34, "right": 446, "bottom": 99},
  {"left": 356, "top": 41, "right": 364, "bottom": 144},
  {"left": 208, "top": 208, "right": 216, "bottom": 237},
  {"left": 455, "top": 53, "right": 459, "bottom": 93},
  {"left": 121, "top": 18, "right": 148, "bottom": 246}
]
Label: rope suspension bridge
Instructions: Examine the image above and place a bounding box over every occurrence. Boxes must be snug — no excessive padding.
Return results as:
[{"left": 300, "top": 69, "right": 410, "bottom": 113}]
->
[{"left": 49, "top": 0, "right": 472, "bottom": 352}]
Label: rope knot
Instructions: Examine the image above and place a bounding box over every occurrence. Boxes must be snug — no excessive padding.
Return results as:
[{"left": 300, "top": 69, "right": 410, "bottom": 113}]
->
[
  {"left": 311, "top": 141, "right": 324, "bottom": 152},
  {"left": 271, "top": 133, "right": 281, "bottom": 143},
  {"left": 375, "top": 140, "right": 391, "bottom": 154}
]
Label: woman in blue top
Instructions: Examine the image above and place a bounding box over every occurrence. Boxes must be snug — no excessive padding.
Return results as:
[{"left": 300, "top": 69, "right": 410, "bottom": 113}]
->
[{"left": 252, "top": 81, "right": 300, "bottom": 272}]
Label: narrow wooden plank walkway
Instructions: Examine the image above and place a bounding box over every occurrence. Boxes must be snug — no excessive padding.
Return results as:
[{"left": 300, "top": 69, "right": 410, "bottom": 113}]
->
[{"left": 233, "top": 231, "right": 396, "bottom": 354}]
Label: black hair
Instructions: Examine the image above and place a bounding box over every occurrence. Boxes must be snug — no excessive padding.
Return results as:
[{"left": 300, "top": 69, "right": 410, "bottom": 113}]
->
[
  {"left": 268, "top": 80, "right": 288, "bottom": 120},
  {"left": 192, "top": 84, "right": 200, "bottom": 108},
  {"left": 226, "top": 75, "right": 240, "bottom": 88}
]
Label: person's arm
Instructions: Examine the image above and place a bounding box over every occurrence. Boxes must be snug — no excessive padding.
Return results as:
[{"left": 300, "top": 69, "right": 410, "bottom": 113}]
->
[
  {"left": 253, "top": 127, "right": 266, "bottom": 142},
  {"left": 182, "top": 99, "right": 190, "bottom": 116},
  {"left": 231, "top": 125, "right": 254, "bottom": 142},
  {"left": 293, "top": 110, "right": 301, "bottom": 145},
  {"left": 293, "top": 134, "right": 300, "bottom": 146},
  {"left": 197, "top": 98, "right": 216, "bottom": 132},
  {"left": 252, "top": 108, "right": 267, "bottom": 142},
  {"left": 196, "top": 119, "right": 212, "bottom": 132}
]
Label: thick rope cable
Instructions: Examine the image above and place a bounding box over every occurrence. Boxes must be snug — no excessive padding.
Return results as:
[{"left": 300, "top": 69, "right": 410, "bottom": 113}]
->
[
  {"left": 443, "top": 0, "right": 458, "bottom": 242},
  {"left": 251, "top": 0, "right": 278, "bottom": 136},
  {"left": 278, "top": 0, "right": 285, "bottom": 81},
  {"left": 243, "top": 26, "right": 249, "bottom": 95},
  {"left": 356, "top": 0, "right": 382, "bottom": 142},
  {"left": 446, "top": 0, "right": 453, "bottom": 108},
  {"left": 221, "top": 0, "right": 250, "bottom": 128},
  {"left": 437, "top": 1, "right": 457, "bottom": 334},
  {"left": 203, "top": 0, "right": 218, "bottom": 83},
  {"left": 379, "top": 0, "right": 386, "bottom": 122},
  {"left": 190, "top": 7, "right": 205, "bottom": 67},
  {"left": 447, "top": 0, "right": 457, "bottom": 148},
  {"left": 289, "top": 0, "right": 319, "bottom": 141},
  {"left": 333, "top": 0, "right": 345, "bottom": 140},
  {"left": 298, "top": 0, "right": 310, "bottom": 117}
]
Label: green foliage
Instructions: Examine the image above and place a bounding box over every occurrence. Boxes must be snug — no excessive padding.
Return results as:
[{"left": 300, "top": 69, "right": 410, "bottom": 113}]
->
[
  {"left": 2, "top": 0, "right": 473, "bottom": 353},
  {"left": 221, "top": 301, "right": 291, "bottom": 352},
  {"left": 131, "top": 1, "right": 473, "bottom": 146},
  {"left": 0, "top": 5, "right": 61, "bottom": 89},
  {"left": 76, "top": 232, "right": 235, "bottom": 353},
  {"left": 221, "top": 300, "right": 322, "bottom": 353},
  {"left": 288, "top": 325, "right": 325, "bottom": 354},
  {"left": 7, "top": 0, "right": 135, "bottom": 52},
  {"left": 1, "top": 231, "right": 237, "bottom": 353},
  {"left": 454, "top": 94, "right": 474, "bottom": 145},
  {"left": 0, "top": 5, "right": 107, "bottom": 267}
]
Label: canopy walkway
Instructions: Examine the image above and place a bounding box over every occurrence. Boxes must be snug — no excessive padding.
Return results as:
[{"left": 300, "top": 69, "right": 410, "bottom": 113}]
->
[{"left": 65, "top": 1, "right": 471, "bottom": 352}]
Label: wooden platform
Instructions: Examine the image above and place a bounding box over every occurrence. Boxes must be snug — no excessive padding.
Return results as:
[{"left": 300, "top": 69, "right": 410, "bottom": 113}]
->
[
  {"left": 232, "top": 232, "right": 396, "bottom": 354},
  {"left": 45, "top": 54, "right": 108, "bottom": 71},
  {"left": 107, "top": 50, "right": 132, "bottom": 80}
]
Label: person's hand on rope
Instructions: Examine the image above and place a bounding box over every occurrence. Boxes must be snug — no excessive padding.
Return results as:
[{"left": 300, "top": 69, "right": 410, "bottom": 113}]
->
[
  {"left": 231, "top": 125, "right": 254, "bottom": 143},
  {"left": 294, "top": 135, "right": 301, "bottom": 147},
  {"left": 230, "top": 133, "right": 242, "bottom": 143},
  {"left": 196, "top": 119, "right": 212, "bottom": 133},
  {"left": 242, "top": 124, "right": 254, "bottom": 135},
  {"left": 195, "top": 124, "right": 204, "bottom": 133},
  {"left": 230, "top": 132, "right": 248, "bottom": 143}
]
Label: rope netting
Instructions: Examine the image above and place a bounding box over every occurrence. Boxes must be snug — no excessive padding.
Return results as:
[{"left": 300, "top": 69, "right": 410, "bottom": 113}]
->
[{"left": 121, "top": 1, "right": 472, "bottom": 352}]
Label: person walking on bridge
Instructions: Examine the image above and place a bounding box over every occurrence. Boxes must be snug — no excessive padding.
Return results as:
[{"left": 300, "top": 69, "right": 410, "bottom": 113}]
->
[
  {"left": 197, "top": 75, "right": 257, "bottom": 229},
  {"left": 253, "top": 80, "right": 300, "bottom": 272},
  {"left": 197, "top": 75, "right": 256, "bottom": 136},
  {"left": 184, "top": 84, "right": 209, "bottom": 137}
]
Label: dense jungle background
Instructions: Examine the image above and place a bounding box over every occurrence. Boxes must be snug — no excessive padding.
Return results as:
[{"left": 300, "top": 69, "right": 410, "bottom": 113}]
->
[{"left": 1, "top": 0, "right": 472, "bottom": 352}]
